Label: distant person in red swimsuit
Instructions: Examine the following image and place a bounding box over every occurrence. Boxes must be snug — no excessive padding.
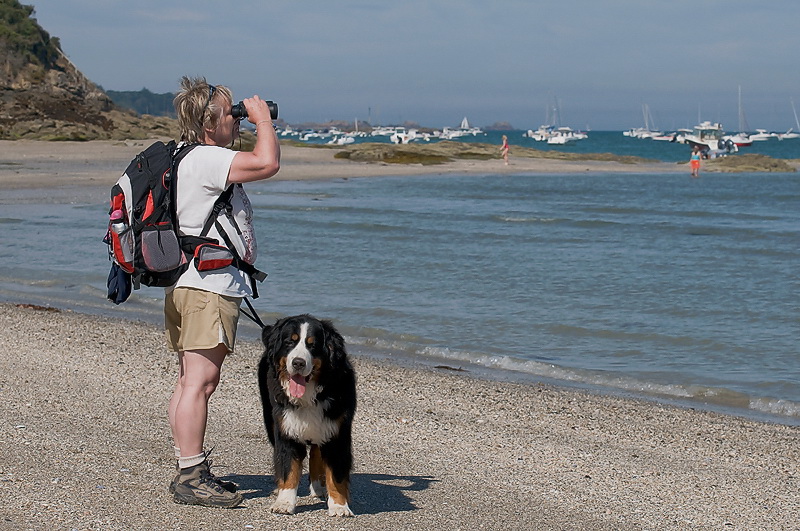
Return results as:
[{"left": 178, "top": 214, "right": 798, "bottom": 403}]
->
[
  {"left": 690, "top": 145, "right": 701, "bottom": 177},
  {"left": 500, "top": 134, "right": 509, "bottom": 165}
]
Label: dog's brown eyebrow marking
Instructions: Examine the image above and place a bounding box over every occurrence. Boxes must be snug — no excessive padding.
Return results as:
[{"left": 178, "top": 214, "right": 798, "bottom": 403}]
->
[
  {"left": 306, "top": 337, "right": 315, "bottom": 345},
  {"left": 291, "top": 334, "right": 299, "bottom": 342}
]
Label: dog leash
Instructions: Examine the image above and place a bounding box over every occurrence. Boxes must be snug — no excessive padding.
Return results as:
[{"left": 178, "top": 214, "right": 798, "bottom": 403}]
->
[{"left": 240, "top": 297, "right": 265, "bottom": 328}]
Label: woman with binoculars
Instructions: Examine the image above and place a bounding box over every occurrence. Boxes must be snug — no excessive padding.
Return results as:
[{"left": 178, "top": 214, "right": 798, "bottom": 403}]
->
[{"left": 164, "top": 75, "right": 280, "bottom": 508}]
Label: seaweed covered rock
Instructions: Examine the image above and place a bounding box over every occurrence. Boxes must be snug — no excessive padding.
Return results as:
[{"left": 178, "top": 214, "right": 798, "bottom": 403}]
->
[{"left": 706, "top": 154, "right": 796, "bottom": 173}]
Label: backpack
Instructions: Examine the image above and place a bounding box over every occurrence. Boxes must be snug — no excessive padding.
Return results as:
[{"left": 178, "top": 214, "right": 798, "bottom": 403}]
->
[{"left": 104, "top": 140, "right": 267, "bottom": 307}]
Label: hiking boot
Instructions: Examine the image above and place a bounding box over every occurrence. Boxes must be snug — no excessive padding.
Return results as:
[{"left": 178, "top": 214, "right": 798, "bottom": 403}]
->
[
  {"left": 172, "top": 460, "right": 243, "bottom": 508},
  {"left": 169, "top": 458, "right": 238, "bottom": 494}
]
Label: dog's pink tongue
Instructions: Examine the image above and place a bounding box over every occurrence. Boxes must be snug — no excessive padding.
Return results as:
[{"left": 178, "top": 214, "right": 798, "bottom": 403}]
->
[{"left": 290, "top": 374, "right": 306, "bottom": 398}]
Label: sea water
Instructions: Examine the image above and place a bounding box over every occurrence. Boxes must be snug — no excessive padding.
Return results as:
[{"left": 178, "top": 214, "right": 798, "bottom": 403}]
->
[
  {"left": 1, "top": 162, "right": 798, "bottom": 425},
  {"left": 302, "top": 129, "right": 800, "bottom": 163}
]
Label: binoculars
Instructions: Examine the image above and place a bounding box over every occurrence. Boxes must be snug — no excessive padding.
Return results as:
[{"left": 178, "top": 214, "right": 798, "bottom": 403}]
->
[{"left": 231, "top": 100, "right": 278, "bottom": 120}]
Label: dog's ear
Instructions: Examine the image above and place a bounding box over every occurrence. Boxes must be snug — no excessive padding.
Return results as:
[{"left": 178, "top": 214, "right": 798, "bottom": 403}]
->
[
  {"left": 322, "top": 319, "right": 347, "bottom": 367},
  {"left": 262, "top": 318, "right": 288, "bottom": 364},
  {"left": 261, "top": 324, "right": 274, "bottom": 347}
]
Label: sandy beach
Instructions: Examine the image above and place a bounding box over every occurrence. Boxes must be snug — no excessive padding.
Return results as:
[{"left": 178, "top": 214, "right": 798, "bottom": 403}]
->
[
  {"left": 0, "top": 138, "right": 686, "bottom": 191},
  {"left": 1, "top": 304, "right": 798, "bottom": 530},
  {"left": 1, "top": 141, "right": 798, "bottom": 529}
]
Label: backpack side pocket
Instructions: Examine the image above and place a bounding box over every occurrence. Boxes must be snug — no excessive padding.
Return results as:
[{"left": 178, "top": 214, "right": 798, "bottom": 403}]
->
[
  {"left": 109, "top": 225, "right": 135, "bottom": 273},
  {"left": 108, "top": 189, "right": 135, "bottom": 273},
  {"left": 193, "top": 242, "right": 234, "bottom": 272},
  {"left": 141, "top": 223, "right": 186, "bottom": 272}
]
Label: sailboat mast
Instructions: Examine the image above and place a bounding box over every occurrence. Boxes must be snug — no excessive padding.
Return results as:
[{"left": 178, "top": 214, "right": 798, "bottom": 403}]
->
[{"left": 737, "top": 85, "right": 749, "bottom": 132}]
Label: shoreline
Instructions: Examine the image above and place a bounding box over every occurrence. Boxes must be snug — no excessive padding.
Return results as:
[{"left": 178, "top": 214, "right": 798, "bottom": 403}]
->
[
  {"left": 1, "top": 302, "right": 797, "bottom": 529},
  {"left": 1, "top": 139, "right": 796, "bottom": 427},
  {"left": 0, "top": 138, "right": 688, "bottom": 192}
]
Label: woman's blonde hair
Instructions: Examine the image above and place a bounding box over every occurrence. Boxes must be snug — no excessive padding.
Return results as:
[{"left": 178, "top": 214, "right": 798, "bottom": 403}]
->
[{"left": 173, "top": 76, "right": 233, "bottom": 143}]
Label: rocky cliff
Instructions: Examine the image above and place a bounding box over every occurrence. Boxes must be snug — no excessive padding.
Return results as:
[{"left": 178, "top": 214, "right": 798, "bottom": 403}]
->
[{"left": 0, "top": 0, "right": 176, "bottom": 140}]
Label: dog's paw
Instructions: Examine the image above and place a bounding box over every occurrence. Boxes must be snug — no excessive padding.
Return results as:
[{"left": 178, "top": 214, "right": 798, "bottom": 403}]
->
[
  {"left": 270, "top": 501, "right": 296, "bottom": 515},
  {"left": 310, "top": 480, "right": 327, "bottom": 499},
  {"left": 327, "top": 500, "right": 354, "bottom": 517},
  {"left": 271, "top": 489, "right": 297, "bottom": 514}
]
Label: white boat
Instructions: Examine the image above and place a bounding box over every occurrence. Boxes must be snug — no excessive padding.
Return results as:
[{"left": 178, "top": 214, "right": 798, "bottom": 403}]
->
[
  {"left": 299, "top": 129, "right": 329, "bottom": 141},
  {"left": 683, "top": 121, "right": 724, "bottom": 148},
  {"left": 389, "top": 127, "right": 419, "bottom": 144},
  {"left": 723, "top": 132, "right": 752, "bottom": 147},
  {"left": 778, "top": 99, "right": 800, "bottom": 140},
  {"left": 748, "top": 129, "right": 775, "bottom": 141},
  {"left": 523, "top": 124, "right": 555, "bottom": 141},
  {"left": 651, "top": 132, "right": 681, "bottom": 142},
  {"left": 278, "top": 126, "right": 299, "bottom": 137},
  {"left": 683, "top": 121, "right": 737, "bottom": 156},
  {"left": 327, "top": 134, "right": 355, "bottom": 145},
  {"left": 623, "top": 104, "right": 662, "bottom": 139},
  {"left": 623, "top": 128, "right": 662, "bottom": 140},
  {"left": 370, "top": 125, "right": 397, "bottom": 137},
  {"left": 525, "top": 98, "right": 570, "bottom": 142},
  {"left": 725, "top": 86, "right": 753, "bottom": 147},
  {"left": 546, "top": 126, "right": 587, "bottom": 144},
  {"left": 440, "top": 117, "right": 484, "bottom": 139},
  {"left": 546, "top": 134, "right": 569, "bottom": 145}
]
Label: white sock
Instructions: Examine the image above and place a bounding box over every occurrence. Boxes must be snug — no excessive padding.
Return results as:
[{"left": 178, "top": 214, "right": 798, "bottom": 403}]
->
[
  {"left": 178, "top": 452, "right": 206, "bottom": 470},
  {"left": 173, "top": 446, "right": 181, "bottom": 459}
]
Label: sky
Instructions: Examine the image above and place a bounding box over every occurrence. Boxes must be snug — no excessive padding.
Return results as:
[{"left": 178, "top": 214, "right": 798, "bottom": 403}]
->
[{"left": 25, "top": 0, "right": 800, "bottom": 131}]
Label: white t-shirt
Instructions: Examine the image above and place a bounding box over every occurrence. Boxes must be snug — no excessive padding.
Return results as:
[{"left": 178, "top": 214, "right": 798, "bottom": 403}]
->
[{"left": 169, "top": 144, "right": 257, "bottom": 297}]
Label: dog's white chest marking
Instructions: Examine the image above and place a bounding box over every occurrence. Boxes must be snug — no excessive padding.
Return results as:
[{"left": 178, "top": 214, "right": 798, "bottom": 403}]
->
[{"left": 281, "top": 403, "right": 338, "bottom": 445}]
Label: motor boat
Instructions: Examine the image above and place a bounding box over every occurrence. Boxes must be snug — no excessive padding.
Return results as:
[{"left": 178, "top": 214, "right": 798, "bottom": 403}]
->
[
  {"left": 723, "top": 132, "right": 752, "bottom": 147},
  {"left": 748, "top": 129, "right": 775, "bottom": 141},
  {"left": 524, "top": 124, "right": 555, "bottom": 141},
  {"left": 683, "top": 121, "right": 724, "bottom": 149},
  {"left": 546, "top": 127, "right": 587, "bottom": 144},
  {"left": 683, "top": 121, "right": 737, "bottom": 157}
]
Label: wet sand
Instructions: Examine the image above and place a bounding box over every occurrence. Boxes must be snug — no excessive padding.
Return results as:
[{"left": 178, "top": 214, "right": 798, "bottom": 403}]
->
[{"left": 0, "top": 138, "right": 685, "bottom": 192}]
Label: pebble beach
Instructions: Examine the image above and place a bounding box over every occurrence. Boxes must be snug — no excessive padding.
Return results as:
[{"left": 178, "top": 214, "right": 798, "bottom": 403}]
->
[
  {"left": 1, "top": 303, "right": 798, "bottom": 530},
  {"left": 0, "top": 141, "right": 798, "bottom": 530}
]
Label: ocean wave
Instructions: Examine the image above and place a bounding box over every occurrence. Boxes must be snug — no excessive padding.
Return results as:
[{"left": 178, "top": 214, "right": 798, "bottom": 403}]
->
[
  {"left": 495, "top": 215, "right": 560, "bottom": 223},
  {"left": 750, "top": 398, "right": 800, "bottom": 418},
  {"left": 345, "top": 334, "right": 800, "bottom": 424}
]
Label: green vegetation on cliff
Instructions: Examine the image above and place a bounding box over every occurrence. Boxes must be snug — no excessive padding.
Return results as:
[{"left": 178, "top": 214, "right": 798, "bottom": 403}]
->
[
  {"left": 0, "top": 0, "right": 61, "bottom": 69},
  {"left": 0, "top": 0, "right": 178, "bottom": 140}
]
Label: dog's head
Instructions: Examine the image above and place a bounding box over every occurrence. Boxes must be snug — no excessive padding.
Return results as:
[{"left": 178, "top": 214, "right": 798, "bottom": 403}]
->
[{"left": 261, "top": 314, "right": 346, "bottom": 403}]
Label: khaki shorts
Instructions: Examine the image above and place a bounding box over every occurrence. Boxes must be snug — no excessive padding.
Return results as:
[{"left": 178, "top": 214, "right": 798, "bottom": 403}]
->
[{"left": 164, "top": 287, "right": 242, "bottom": 353}]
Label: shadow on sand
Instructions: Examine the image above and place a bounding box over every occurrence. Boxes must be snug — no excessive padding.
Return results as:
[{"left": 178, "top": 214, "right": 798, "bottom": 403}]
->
[{"left": 226, "top": 472, "right": 438, "bottom": 514}]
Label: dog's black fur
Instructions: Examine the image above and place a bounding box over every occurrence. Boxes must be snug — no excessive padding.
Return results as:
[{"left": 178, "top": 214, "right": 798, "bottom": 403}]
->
[{"left": 258, "top": 314, "right": 357, "bottom": 516}]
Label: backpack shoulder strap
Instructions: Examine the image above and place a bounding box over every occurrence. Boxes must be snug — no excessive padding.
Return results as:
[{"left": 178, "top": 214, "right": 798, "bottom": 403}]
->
[
  {"left": 167, "top": 142, "right": 199, "bottom": 234},
  {"left": 199, "top": 184, "right": 237, "bottom": 238},
  {"left": 211, "top": 215, "right": 268, "bottom": 298}
]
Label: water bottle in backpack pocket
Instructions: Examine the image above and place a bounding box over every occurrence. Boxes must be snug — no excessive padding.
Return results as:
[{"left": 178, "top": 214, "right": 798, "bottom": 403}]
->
[{"left": 108, "top": 209, "right": 135, "bottom": 273}]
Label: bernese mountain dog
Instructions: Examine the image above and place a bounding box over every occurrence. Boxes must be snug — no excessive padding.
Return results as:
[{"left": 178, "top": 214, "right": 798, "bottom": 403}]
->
[{"left": 258, "top": 314, "right": 357, "bottom": 517}]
